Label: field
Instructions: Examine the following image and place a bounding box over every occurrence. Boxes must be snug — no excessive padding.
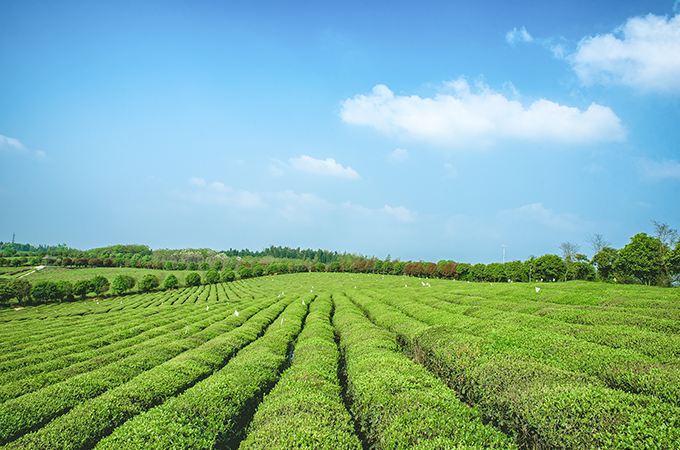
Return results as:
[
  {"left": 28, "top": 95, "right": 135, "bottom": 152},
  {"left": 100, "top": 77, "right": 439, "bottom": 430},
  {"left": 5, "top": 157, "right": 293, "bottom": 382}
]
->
[{"left": 1, "top": 273, "right": 679, "bottom": 449}]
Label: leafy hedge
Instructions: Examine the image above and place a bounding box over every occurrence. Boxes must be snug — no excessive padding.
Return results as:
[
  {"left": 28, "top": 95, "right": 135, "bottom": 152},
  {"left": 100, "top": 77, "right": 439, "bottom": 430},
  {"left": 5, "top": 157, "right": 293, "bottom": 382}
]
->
[
  {"left": 239, "top": 294, "right": 362, "bottom": 449},
  {"left": 94, "top": 294, "right": 312, "bottom": 449},
  {"left": 333, "top": 293, "right": 516, "bottom": 450}
]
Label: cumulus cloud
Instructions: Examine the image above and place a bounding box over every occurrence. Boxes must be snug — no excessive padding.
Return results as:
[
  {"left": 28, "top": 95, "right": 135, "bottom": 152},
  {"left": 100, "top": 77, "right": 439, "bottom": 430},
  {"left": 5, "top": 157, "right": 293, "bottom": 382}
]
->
[
  {"left": 569, "top": 13, "right": 680, "bottom": 93},
  {"left": 340, "top": 80, "right": 625, "bottom": 148},
  {"left": 289, "top": 155, "right": 360, "bottom": 179},
  {"left": 0, "top": 134, "right": 46, "bottom": 160},
  {"left": 444, "top": 162, "right": 458, "bottom": 178},
  {"left": 383, "top": 205, "right": 417, "bottom": 222},
  {"left": 182, "top": 178, "right": 265, "bottom": 209},
  {"left": 498, "top": 203, "right": 586, "bottom": 232},
  {"left": 506, "top": 26, "right": 533, "bottom": 45},
  {"left": 639, "top": 158, "right": 680, "bottom": 180},
  {"left": 389, "top": 148, "right": 408, "bottom": 163}
]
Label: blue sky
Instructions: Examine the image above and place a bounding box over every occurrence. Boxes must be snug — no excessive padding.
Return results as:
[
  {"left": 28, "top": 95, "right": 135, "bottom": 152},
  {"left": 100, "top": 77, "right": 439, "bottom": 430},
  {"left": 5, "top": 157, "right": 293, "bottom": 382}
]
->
[{"left": 1, "top": 0, "right": 679, "bottom": 263}]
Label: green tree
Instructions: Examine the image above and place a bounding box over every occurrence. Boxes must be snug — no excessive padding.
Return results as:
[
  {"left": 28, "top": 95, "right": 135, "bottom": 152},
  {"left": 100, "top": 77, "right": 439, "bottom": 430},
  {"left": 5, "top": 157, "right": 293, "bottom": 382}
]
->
[
  {"left": 614, "top": 233, "right": 663, "bottom": 286},
  {"left": 90, "top": 275, "right": 110, "bottom": 294},
  {"left": 73, "top": 280, "right": 92, "bottom": 299},
  {"left": 185, "top": 272, "right": 202, "bottom": 286},
  {"left": 205, "top": 269, "right": 220, "bottom": 284},
  {"left": 0, "top": 283, "right": 16, "bottom": 304},
  {"left": 238, "top": 266, "right": 252, "bottom": 279},
  {"left": 534, "top": 254, "right": 566, "bottom": 282},
  {"left": 163, "top": 273, "right": 179, "bottom": 290},
  {"left": 252, "top": 263, "right": 264, "bottom": 277},
  {"left": 221, "top": 268, "right": 236, "bottom": 282},
  {"left": 199, "top": 262, "right": 210, "bottom": 271},
  {"left": 177, "top": 262, "right": 187, "bottom": 270},
  {"left": 504, "top": 261, "right": 527, "bottom": 282},
  {"left": 11, "top": 278, "right": 32, "bottom": 304},
  {"left": 471, "top": 263, "right": 486, "bottom": 281},
  {"left": 559, "top": 242, "right": 581, "bottom": 281},
  {"left": 592, "top": 247, "right": 619, "bottom": 281},
  {"left": 31, "top": 281, "right": 68, "bottom": 304},
  {"left": 111, "top": 275, "right": 136, "bottom": 295},
  {"left": 484, "top": 263, "right": 505, "bottom": 282},
  {"left": 314, "top": 262, "right": 325, "bottom": 273},
  {"left": 213, "top": 261, "right": 223, "bottom": 271},
  {"left": 164, "top": 261, "right": 174, "bottom": 271},
  {"left": 56, "top": 280, "right": 74, "bottom": 301},
  {"left": 188, "top": 262, "right": 198, "bottom": 270},
  {"left": 140, "top": 274, "right": 160, "bottom": 292}
]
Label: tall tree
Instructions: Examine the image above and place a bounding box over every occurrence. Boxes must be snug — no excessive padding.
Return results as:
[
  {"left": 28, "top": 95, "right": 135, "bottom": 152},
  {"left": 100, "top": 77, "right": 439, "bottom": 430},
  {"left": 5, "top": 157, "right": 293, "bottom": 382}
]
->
[
  {"left": 614, "top": 233, "right": 663, "bottom": 286},
  {"left": 587, "top": 234, "right": 611, "bottom": 256}
]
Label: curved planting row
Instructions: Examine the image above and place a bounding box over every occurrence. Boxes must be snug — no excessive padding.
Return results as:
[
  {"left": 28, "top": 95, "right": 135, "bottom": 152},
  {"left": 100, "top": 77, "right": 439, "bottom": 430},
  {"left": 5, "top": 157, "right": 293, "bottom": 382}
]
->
[
  {"left": 93, "top": 294, "right": 312, "bottom": 449},
  {"left": 333, "top": 292, "right": 516, "bottom": 450},
  {"left": 374, "top": 291, "right": 680, "bottom": 407},
  {"left": 239, "top": 293, "right": 362, "bottom": 449},
  {"left": 4, "top": 295, "right": 293, "bottom": 450},
  {"left": 348, "top": 290, "right": 680, "bottom": 448},
  {"left": 0, "top": 294, "right": 278, "bottom": 447}
]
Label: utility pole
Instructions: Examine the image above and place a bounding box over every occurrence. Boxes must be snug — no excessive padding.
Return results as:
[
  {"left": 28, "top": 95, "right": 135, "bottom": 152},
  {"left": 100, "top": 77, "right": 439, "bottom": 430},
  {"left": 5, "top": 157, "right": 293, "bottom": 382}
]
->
[
  {"left": 502, "top": 244, "right": 506, "bottom": 264},
  {"left": 12, "top": 233, "right": 15, "bottom": 244}
]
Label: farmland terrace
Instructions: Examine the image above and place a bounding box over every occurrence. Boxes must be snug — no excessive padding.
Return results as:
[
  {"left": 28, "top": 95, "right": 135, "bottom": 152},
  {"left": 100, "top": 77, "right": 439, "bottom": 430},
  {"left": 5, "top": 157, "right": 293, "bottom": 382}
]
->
[{"left": 1, "top": 273, "right": 679, "bottom": 449}]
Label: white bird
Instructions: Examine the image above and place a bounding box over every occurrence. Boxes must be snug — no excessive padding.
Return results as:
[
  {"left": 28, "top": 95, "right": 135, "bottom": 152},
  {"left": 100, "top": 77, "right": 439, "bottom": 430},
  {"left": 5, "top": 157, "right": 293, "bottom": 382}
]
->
[
  {"left": 206, "top": 305, "right": 209, "bottom": 311},
  {"left": 302, "top": 300, "right": 305, "bottom": 305},
  {"left": 422, "top": 281, "right": 425, "bottom": 286},
  {"left": 310, "top": 289, "right": 313, "bottom": 292},
  {"left": 281, "top": 317, "right": 284, "bottom": 324},
  {"left": 354, "top": 286, "right": 357, "bottom": 289},
  {"left": 405, "top": 284, "right": 408, "bottom": 287},
  {"left": 234, "top": 310, "right": 239, "bottom": 316},
  {"left": 535, "top": 287, "right": 540, "bottom": 293}
]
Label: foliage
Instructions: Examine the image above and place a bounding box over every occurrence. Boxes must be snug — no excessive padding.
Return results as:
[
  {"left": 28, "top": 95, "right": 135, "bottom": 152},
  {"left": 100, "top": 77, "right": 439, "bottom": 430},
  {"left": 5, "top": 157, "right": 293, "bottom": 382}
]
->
[
  {"left": 221, "top": 268, "right": 236, "bottom": 282},
  {"left": 204, "top": 269, "right": 219, "bottom": 284},
  {"left": 162, "top": 273, "right": 178, "bottom": 289},
  {"left": 614, "top": 233, "right": 663, "bottom": 286},
  {"left": 0, "top": 283, "right": 15, "bottom": 304},
  {"left": 238, "top": 266, "right": 252, "bottom": 279},
  {"left": 533, "top": 254, "right": 566, "bottom": 282},
  {"left": 31, "top": 281, "right": 68, "bottom": 304},
  {"left": 184, "top": 272, "right": 202, "bottom": 287},
  {"left": 139, "top": 274, "right": 159, "bottom": 292},
  {"left": 592, "top": 246, "right": 619, "bottom": 281},
  {"left": 110, "top": 275, "right": 136, "bottom": 295}
]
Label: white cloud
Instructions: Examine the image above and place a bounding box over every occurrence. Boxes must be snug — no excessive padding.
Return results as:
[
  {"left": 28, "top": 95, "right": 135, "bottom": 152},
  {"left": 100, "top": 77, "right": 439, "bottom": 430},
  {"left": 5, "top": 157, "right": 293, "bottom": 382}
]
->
[
  {"left": 499, "top": 203, "right": 586, "bottom": 232},
  {"left": 569, "top": 13, "right": 680, "bottom": 93},
  {"left": 189, "top": 177, "right": 207, "bottom": 187},
  {"left": 340, "top": 80, "right": 625, "bottom": 148},
  {"left": 444, "top": 162, "right": 458, "bottom": 178},
  {"left": 675, "top": 0, "right": 680, "bottom": 13},
  {"left": 389, "top": 148, "right": 408, "bottom": 163},
  {"left": 639, "top": 158, "right": 680, "bottom": 180},
  {"left": 182, "top": 178, "right": 265, "bottom": 209},
  {"left": 506, "top": 26, "right": 533, "bottom": 45},
  {"left": 383, "top": 205, "right": 417, "bottom": 222},
  {"left": 269, "top": 165, "right": 284, "bottom": 177},
  {"left": 289, "top": 155, "right": 360, "bottom": 179},
  {"left": 0, "top": 134, "right": 46, "bottom": 160}
]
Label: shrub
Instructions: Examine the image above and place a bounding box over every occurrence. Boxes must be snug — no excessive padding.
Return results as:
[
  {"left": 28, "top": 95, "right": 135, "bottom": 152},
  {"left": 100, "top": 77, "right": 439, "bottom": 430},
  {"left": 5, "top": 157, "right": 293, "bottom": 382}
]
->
[
  {"left": 90, "top": 276, "right": 110, "bottom": 294},
  {"left": 176, "top": 262, "right": 187, "bottom": 271},
  {"left": 185, "top": 272, "right": 202, "bottom": 287},
  {"left": 139, "top": 274, "right": 160, "bottom": 292},
  {"left": 199, "top": 262, "right": 210, "bottom": 271},
  {"left": 111, "top": 275, "right": 136, "bottom": 295},
  {"left": 163, "top": 274, "right": 179, "bottom": 289},
  {"left": 221, "top": 268, "right": 236, "bottom": 282},
  {"left": 188, "top": 262, "right": 198, "bottom": 270},
  {"left": 31, "top": 281, "right": 68, "bottom": 304},
  {"left": 205, "top": 269, "right": 219, "bottom": 284}
]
